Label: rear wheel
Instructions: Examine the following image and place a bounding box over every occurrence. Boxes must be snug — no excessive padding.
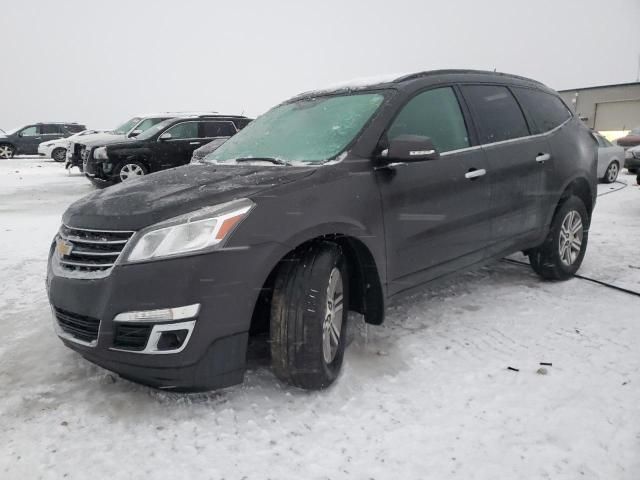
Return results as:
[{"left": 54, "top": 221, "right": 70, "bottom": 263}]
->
[
  {"left": 116, "top": 161, "right": 147, "bottom": 182},
  {"left": 602, "top": 161, "right": 619, "bottom": 183},
  {"left": 0, "top": 144, "right": 15, "bottom": 159},
  {"left": 52, "top": 148, "right": 67, "bottom": 163},
  {"left": 529, "top": 195, "right": 589, "bottom": 280},
  {"left": 270, "top": 243, "right": 349, "bottom": 390}
]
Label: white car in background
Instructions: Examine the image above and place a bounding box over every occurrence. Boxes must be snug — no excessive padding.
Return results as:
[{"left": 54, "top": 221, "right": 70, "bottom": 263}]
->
[
  {"left": 593, "top": 132, "right": 625, "bottom": 183},
  {"left": 38, "top": 129, "right": 105, "bottom": 162}
]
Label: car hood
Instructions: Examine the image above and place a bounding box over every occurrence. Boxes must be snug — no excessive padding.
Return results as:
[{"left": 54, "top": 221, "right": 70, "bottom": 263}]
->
[
  {"left": 63, "top": 164, "right": 317, "bottom": 230},
  {"left": 73, "top": 132, "right": 124, "bottom": 147}
]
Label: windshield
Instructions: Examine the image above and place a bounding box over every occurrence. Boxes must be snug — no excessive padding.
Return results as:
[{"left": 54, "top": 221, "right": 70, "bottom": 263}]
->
[
  {"left": 204, "top": 92, "right": 386, "bottom": 165},
  {"left": 630, "top": 127, "right": 640, "bottom": 135},
  {"left": 112, "top": 117, "right": 142, "bottom": 135}
]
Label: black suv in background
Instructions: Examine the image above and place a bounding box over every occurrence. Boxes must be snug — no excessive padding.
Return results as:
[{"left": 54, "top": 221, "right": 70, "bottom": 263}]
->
[
  {"left": 0, "top": 123, "right": 85, "bottom": 158},
  {"left": 47, "top": 70, "right": 596, "bottom": 392},
  {"left": 83, "top": 115, "right": 251, "bottom": 185}
]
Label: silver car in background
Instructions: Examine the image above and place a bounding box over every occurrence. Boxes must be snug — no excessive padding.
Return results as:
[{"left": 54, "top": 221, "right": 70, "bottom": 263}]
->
[{"left": 594, "top": 132, "right": 624, "bottom": 183}]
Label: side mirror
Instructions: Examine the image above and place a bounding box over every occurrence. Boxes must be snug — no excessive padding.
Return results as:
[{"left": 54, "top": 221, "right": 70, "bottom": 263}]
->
[
  {"left": 382, "top": 134, "right": 439, "bottom": 162},
  {"left": 129, "top": 129, "right": 142, "bottom": 138},
  {"left": 159, "top": 132, "right": 172, "bottom": 141}
]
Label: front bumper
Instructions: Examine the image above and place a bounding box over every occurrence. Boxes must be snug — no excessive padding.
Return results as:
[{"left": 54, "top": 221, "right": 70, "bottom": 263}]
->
[
  {"left": 38, "top": 145, "right": 51, "bottom": 157},
  {"left": 46, "top": 242, "right": 280, "bottom": 391}
]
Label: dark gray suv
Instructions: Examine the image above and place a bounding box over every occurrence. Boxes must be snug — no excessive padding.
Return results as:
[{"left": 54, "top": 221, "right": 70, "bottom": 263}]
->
[
  {"left": 0, "top": 122, "right": 85, "bottom": 158},
  {"left": 46, "top": 70, "right": 597, "bottom": 392}
]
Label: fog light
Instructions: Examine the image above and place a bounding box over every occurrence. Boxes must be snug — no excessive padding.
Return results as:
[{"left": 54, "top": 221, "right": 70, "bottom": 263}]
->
[{"left": 156, "top": 329, "right": 189, "bottom": 351}]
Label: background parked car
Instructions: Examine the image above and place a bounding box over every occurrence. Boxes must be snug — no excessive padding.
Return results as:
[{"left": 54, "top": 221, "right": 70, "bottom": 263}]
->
[
  {"left": 0, "top": 122, "right": 85, "bottom": 158},
  {"left": 38, "top": 129, "right": 106, "bottom": 162},
  {"left": 191, "top": 137, "right": 232, "bottom": 163},
  {"left": 593, "top": 131, "right": 624, "bottom": 183},
  {"left": 83, "top": 114, "right": 251, "bottom": 185},
  {"left": 624, "top": 144, "right": 640, "bottom": 174},
  {"left": 616, "top": 127, "right": 640, "bottom": 148},
  {"left": 66, "top": 112, "right": 220, "bottom": 170}
]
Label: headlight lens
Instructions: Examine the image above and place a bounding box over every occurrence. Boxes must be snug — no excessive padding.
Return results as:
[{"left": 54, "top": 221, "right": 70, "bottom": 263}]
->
[
  {"left": 94, "top": 146, "right": 108, "bottom": 160},
  {"left": 125, "top": 198, "right": 254, "bottom": 262}
]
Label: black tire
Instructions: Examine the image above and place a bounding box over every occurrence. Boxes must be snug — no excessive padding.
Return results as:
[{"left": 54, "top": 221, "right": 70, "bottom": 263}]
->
[
  {"left": 528, "top": 195, "right": 589, "bottom": 280},
  {"left": 114, "top": 160, "right": 147, "bottom": 182},
  {"left": 601, "top": 161, "right": 619, "bottom": 184},
  {"left": 52, "top": 148, "right": 67, "bottom": 163},
  {"left": 0, "top": 143, "right": 15, "bottom": 159},
  {"left": 270, "top": 242, "right": 349, "bottom": 390}
]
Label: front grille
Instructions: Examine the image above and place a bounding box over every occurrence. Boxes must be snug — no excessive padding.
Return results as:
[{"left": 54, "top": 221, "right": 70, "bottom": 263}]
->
[
  {"left": 80, "top": 145, "right": 90, "bottom": 162},
  {"left": 54, "top": 307, "right": 100, "bottom": 344},
  {"left": 113, "top": 324, "right": 152, "bottom": 351},
  {"left": 56, "top": 225, "right": 135, "bottom": 274}
]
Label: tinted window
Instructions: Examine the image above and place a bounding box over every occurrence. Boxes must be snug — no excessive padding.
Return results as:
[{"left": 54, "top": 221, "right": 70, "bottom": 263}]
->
[
  {"left": 66, "top": 124, "right": 85, "bottom": 133},
  {"left": 165, "top": 121, "right": 198, "bottom": 139},
  {"left": 20, "top": 126, "right": 39, "bottom": 136},
  {"left": 513, "top": 87, "right": 571, "bottom": 134},
  {"left": 233, "top": 119, "right": 252, "bottom": 130},
  {"left": 460, "top": 85, "right": 529, "bottom": 143},
  {"left": 387, "top": 87, "right": 469, "bottom": 152},
  {"left": 201, "top": 121, "right": 236, "bottom": 138},
  {"left": 41, "top": 124, "right": 62, "bottom": 134}
]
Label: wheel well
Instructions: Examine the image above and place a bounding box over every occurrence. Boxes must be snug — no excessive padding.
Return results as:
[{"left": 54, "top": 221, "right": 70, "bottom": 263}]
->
[
  {"left": 249, "top": 235, "right": 385, "bottom": 336},
  {"left": 558, "top": 177, "right": 594, "bottom": 223},
  {"left": 0, "top": 142, "right": 16, "bottom": 149}
]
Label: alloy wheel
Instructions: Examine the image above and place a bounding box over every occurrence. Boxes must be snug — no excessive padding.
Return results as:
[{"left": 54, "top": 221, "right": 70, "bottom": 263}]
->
[
  {"left": 119, "top": 163, "right": 145, "bottom": 181},
  {"left": 558, "top": 210, "right": 583, "bottom": 266},
  {"left": 607, "top": 163, "right": 618, "bottom": 183},
  {"left": 53, "top": 149, "right": 67, "bottom": 162},
  {"left": 322, "top": 267, "right": 344, "bottom": 364},
  {"left": 0, "top": 145, "right": 14, "bottom": 159}
]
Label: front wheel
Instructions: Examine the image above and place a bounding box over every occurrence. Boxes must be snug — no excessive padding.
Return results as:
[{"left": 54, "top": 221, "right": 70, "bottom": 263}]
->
[
  {"left": 602, "top": 161, "right": 619, "bottom": 183},
  {"left": 529, "top": 195, "right": 589, "bottom": 280},
  {"left": 0, "top": 143, "right": 15, "bottom": 159},
  {"left": 270, "top": 243, "right": 349, "bottom": 390},
  {"left": 52, "top": 148, "right": 67, "bottom": 163},
  {"left": 115, "top": 160, "right": 147, "bottom": 182}
]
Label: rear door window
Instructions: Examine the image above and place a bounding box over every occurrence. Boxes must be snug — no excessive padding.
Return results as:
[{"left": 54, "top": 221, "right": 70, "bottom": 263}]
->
[
  {"left": 387, "top": 86, "right": 470, "bottom": 153},
  {"left": 512, "top": 87, "right": 571, "bottom": 134},
  {"left": 200, "top": 121, "right": 237, "bottom": 138},
  {"left": 460, "top": 85, "right": 530, "bottom": 144},
  {"left": 41, "top": 124, "right": 62, "bottom": 134}
]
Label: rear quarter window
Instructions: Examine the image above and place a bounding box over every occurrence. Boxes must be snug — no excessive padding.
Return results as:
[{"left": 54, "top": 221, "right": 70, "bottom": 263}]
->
[
  {"left": 512, "top": 87, "right": 572, "bottom": 134},
  {"left": 460, "top": 84, "right": 530, "bottom": 144}
]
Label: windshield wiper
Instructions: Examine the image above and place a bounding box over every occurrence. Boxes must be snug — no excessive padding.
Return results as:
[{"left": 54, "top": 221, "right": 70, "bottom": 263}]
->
[{"left": 235, "top": 157, "right": 290, "bottom": 166}]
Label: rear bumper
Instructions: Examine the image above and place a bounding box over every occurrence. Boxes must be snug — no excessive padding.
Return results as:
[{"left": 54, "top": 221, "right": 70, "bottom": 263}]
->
[
  {"left": 624, "top": 155, "right": 640, "bottom": 169},
  {"left": 46, "top": 241, "right": 281, "bottom": 391}
]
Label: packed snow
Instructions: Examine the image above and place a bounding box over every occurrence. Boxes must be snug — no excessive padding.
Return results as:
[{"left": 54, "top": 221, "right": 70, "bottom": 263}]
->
[{"left": 1, "top": 157, "right": 639, "bottom": 480}]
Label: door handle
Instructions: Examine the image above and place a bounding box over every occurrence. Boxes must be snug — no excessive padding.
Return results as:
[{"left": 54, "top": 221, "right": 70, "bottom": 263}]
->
[
  {"left": 465, "top": 168, "right": 486, "bottom": 180},
  {"left": 536, "top": 153, "right": 551, "bottom": 163},
  {"left": 189, "top": 141, "right": 201, "bottom": 145}
]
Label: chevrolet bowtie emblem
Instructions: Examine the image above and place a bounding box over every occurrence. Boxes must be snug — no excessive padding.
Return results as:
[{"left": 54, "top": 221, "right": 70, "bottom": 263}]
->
[{"left": 56, "top": 239, "right": 74, "bottom": 256}]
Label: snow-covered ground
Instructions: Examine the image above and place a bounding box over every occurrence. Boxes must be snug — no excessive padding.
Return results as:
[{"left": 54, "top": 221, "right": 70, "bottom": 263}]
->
[{"left": 1, "top": 157, "right": 639, "bottom": 480}]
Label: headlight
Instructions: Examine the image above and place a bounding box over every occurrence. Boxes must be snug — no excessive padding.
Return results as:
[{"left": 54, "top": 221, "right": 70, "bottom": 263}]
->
[
  {"left": 94, "top": 146, "right": 108, "bottom": 160},
  {"left": 633, "top": 151, "right": 640, "bottom": 159},
  {"left": 125, "top": 198, "right": 254, "bottom": 263}
]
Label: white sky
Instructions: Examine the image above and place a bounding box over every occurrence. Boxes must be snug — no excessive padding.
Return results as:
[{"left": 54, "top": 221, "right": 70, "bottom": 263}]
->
[{"left": 1, "top": 0, "right": 639, "bottom": 130}]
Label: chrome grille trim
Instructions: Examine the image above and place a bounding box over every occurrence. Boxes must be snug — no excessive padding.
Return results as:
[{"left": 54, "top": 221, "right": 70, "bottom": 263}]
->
[{"left": 53, "top": 224, "right": 135, "bottom": 278}]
